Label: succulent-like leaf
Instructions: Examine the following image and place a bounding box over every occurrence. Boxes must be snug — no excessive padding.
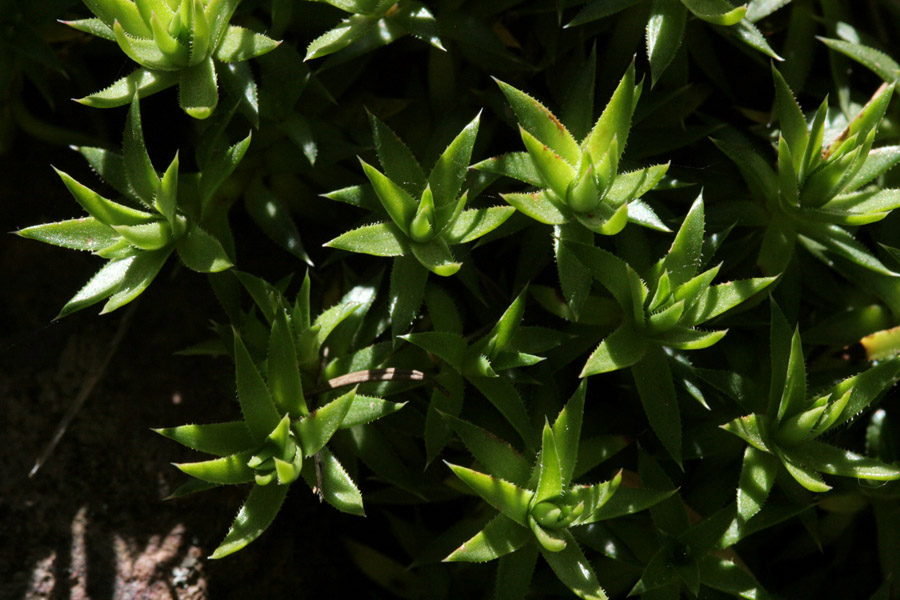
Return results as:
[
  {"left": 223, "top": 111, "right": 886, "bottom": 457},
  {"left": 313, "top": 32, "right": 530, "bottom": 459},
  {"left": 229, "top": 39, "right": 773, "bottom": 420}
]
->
[
  {"left": 210, "top": 483, "right": 289, "bottom": 558},
  {"left": 446, "top": 463, "right": 534, "bottom": 526},
  {"left": 316, "top": 447, "right": 365, "bottom": 515},
  {"left": 176, "top": 450, "right": 255, "bottom": 484},
  {"left": 581, "top": 323, "right": 648, "bottom": 376},
  {"left": 540, "top": 531, "right": 607, "bottom": 600},
  {"left": 632, "top": 347, "right": 682, "bottom": 466},
  {"left": 737, "top": 445, "right": 779, "bottom": 522},
  {"left": 234, "top": 332, "right": 281, "bottom": 443},
  {"left": 646, "top": 0, "right": 686, "bottom": 86},
  {"left": 429, "top": 113, "right": 480, "bottom": 228},
  {"left": 154, "top": 421, "right": 253, "bottom": 456},
  {"left": 294, "top": 387, "right": 356, "bottom": 456},
  {"left": 445, "top": 513, "right": 531, "bottom": 562},
  {"left": 215, "top": 25, "right": 281, "bottom": 62}
]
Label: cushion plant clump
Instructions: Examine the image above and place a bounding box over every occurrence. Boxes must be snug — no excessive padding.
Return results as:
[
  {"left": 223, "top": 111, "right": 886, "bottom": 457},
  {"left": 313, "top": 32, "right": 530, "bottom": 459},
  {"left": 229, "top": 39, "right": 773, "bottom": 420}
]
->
[{"left": 11, "top": 0, "right": 900, "bottom": 598}]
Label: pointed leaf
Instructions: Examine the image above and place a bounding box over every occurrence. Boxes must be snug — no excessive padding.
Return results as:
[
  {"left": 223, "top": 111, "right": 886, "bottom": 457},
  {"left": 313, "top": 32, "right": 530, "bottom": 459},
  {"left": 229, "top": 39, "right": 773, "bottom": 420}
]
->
[
  {"left": 681, "top": 0, "right": 747, "bottom": 24},
  {"left": 214, "top": 25, "right": 281, "bottom": 62},
  {"left": 796, "top": 440, "right": 900, "bottom": 481},
  {"left": 154, "top": 421, "right": 253, "bottom": 456},
  {"left": 326, "top": 221, "right": 409, "bottom": 257},
  {"left": 444, "top": 206, "right": 516, "bottom": 244},
  {"left": 443, "top": 413, "right": 532, "bottom": 485},
  {"left": 234, "top": 332, "right": 281, "bottom": 444},
  {"left": 683, "top": 277, "right": 776, "bottom": 325},
  {"left": 664, "top": 193, "right": 704, "bottom": 287},
  {"left": 57, "top": 258, "right": 134, "bottom": 318},
  {"left": 737, "top": 445, "right": 779, "bottom": 522},
  {"left": 540, "top": 531, "right": 608, "bottom": 600},
  {"left": 176, "top": 450, "right": 255, "bottom": 484},
  {"left": 410, "top": 238, "right": 461, "bottom": 276},
  {"left": 368, "top": 111, "right": 426, "bottom": 196},
  {"left": 317, "top": 447, "right": 365, "bottom": 515},
  {"left": 502, "top": 191, "right": 568, "bottom": 225},
  {"left": 17, "top": 218, "right": 119, "bottom": 252},
  {"left": 495, "top": 79, "right": 581, "bottom": 164},
  {"left": 444, "top": 513, "right": 530, "bottom": 562},
  {"left": 294, "top": 387, "right": 356, "bottom": 456},
  {"left": 210, "top": 483, "right": 288, "bottom": 558},
  {"left": 430, "top": 113, "right": 480, "bottom": 228},
  {"left": 179, "top": 57, "right": 218, "bottom": 119},
  {"left": 632, "top": 347, "right": 682, "bottom": 465},
  {"left": 553, "top": 381, "right": 585, "bottom": 486},
  {"left": 446, "top": 463, "right": 533, "bottom": 526},
  {"left": 646, "top": 0, "right": 686, "bottom": 86},
  {"left": 361, "top": 158, "right": 418, "bottom": 232},
  {"left": 472, "top": 152, "right": 543, "bottom": 187},
  {"left": 389, "top": 255, "right": 428, "bottom": 337},
  {"left": 581, "top": 323, "right": 649, "bottom": 376},
  {"left": 101, "top": 247, "right": 171, "bottom": 313}
]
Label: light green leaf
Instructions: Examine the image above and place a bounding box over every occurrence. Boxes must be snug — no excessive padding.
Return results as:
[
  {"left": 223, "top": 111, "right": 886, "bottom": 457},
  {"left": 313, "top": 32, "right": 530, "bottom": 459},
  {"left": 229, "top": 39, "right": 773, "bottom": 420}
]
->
[
  {"left": 54, "top": 169, "right": 155, "bottom": 226},
  {"left": 775, "top": 326, "right": 807, "bottom": 425},
  {"left": 568, "top": 473, "right": 621, "bottom": 524},
  {"left": 234, "top": 332, "right": 281, "bottom": 444},
  {"left": 360, "top": 158, "right": 418, "bottom": 232},
  {"left": 341, "top": 395, "right": 404, "bottom": 428},
  {"left": 57, "top": 257, "right": 134, "bottom": 318},
  {"left": 519, "top": 126, "right": 575, "bottom": 199},
  {"left": 122, "top": 93, "right": 159, "bottom": 203},
  {"left": 502, "top": 191, "right": 569, "bottom": 225},
  {"left": 112, "top": 220, "right": 172, "bottom": 250},
  {"left": 818, "top": 37, "right": 900, "bottom": 83},
  {"left": 664, "top": 193, "right": 704, "bottom": 287},
  {"left": 778, "top": 449, "right": 831, "bottom": 492},
  {"left": 214, "top": 25, "right": 281, "bottom": 62},
  {"left": 581, "top": 323, "right": 649, "bottom": 376},
  {"left": 210, "top": 483, "right": 289, "bottom": 558},
  {"left": 552, "top": 381, "right": 585, "bottom": 486},
  {"left": 472, "top": 152, "right": 543, "bottom": 187},
  {"left": 326, "top": 221, "right": 409, "bottom": 257},
  {"left": 797, "top": 440, "right": 900, "bottom": 481},
  {"left": 535, "top": 422, "right": 563, "bottom": 504},
  {"left": 17, "top": 218, "right": 118, "bottom": 252},
  {"left": 646, "top": 0, "right": 686, "bottom": 86},
  {"left": 444, "top": 412, "right": 532, "bottom": 486},
  {"left": 582, "top": 61, "right": 636, "bottom": 168},
  {"left": 179, "top": 57, "right": 218, "bottom": 119},
  {"left": 430, "top": 113, "right": 480, "bottom": 228},
  {"left": 77, "top": 68, "right": 180, "bottom": 109},
  {"left": 495, "top": 79, "right": 581, "bottom": 165},
  {"left": 540, "top": 531, "right": 608, "bottom": 600},
  {"left": 446, "top": 462, "right": 534, "bottom": 526},
  {"left": 101, "top": 247, "right": 171, "bottom": 313},
  {"left": 267, "top": 310, "right": 306, "bottom": 418},
  {"left": 154, "top": 421, "right": 253, "bottom": 456},
  {"left": 444, "top": 206, "right": 516, "bottom": 244},
  {"left": 846, "top": 146, "right": 900, "bottom": 192},
  {"left": 410, "top": 237, "right": 461, "bottom": 276},
  {"left": 737, "top": 445, "right": 778, "bottom": 522},
  {"left": 681, "top": 0, "right": 747, "bottom": 25},
  {"left": 445, "top": 513, "right": 530, "bottom": 562},
  {"left": 682, "top": 277, "right": 777, "bottom": 325},
  {"left": 317, "top": 447, "right": 365, "bottom": 515},
  {"left": 175, "top": 450, "right": 255, "bottom": 484},
  {"left": 294, "top": 387, "right": 356, "bottom": 456}
]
